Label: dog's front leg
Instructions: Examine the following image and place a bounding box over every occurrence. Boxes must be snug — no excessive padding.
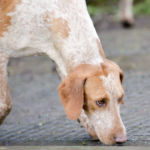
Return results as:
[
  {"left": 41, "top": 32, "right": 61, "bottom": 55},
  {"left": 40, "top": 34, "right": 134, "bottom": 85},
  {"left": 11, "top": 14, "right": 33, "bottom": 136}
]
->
[
  {"left": 78, "top": 109, "right": 98, "bottom": 140},
  {"left": 0, "top": 52, "right": 12, "bottom": 124}
]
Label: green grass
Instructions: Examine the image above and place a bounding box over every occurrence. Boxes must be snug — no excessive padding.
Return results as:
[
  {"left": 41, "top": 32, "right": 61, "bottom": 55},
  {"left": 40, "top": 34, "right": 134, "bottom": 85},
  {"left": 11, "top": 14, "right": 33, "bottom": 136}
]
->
[
  {"left": 87, "top": 0, "right": 150, "bottom": 16},
  {"left": 133, "top": 0, "right": 150, "bottom": 15},
  {"left": 87, "top": 5, "right": 117, "bottom": 16},
  {"left": 87, "top": 5, "right": 101, "bottom": 16}
]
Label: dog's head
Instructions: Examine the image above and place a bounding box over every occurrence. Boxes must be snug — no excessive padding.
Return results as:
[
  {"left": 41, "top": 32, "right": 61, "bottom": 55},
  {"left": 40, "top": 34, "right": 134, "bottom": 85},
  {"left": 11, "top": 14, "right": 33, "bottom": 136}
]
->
[{"left": 58, "top": 60, "right": 127, "bottom": 145}]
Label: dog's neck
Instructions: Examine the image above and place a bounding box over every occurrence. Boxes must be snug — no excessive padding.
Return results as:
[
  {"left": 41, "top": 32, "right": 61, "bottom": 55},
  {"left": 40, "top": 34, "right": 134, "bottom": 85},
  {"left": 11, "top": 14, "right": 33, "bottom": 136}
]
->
[
  {"left": 0, "top": 0, "right": 104, "bottom": 77},
  {"left": 46, "top": 0, "right": 104, "bottom": 76}
]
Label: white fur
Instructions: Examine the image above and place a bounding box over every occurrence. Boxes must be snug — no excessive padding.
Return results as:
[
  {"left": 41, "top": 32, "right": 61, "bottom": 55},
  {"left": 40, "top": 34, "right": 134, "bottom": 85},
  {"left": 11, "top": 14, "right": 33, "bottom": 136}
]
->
[
  {"left": 100, "top": 73, "right": 123, "bottom": 99},
  {"left": 0, "top": 0, "right": 103, "bottom": 77}
]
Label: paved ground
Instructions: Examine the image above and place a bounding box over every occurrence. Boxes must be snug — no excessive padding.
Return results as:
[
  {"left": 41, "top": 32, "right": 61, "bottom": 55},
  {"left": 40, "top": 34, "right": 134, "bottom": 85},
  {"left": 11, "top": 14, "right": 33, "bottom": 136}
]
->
[
  {"left": 2, "top": 146, "right": 150, "bottom": 150},
  {"left": 0, "top": 16, "right": 150, "bottom": 146}
]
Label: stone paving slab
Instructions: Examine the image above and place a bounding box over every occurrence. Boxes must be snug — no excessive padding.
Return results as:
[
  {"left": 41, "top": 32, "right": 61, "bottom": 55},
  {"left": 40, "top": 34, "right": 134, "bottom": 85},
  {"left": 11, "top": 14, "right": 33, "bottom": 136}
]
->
[{"left": 1, "top": 146, "right": 150, "bottom": 150}]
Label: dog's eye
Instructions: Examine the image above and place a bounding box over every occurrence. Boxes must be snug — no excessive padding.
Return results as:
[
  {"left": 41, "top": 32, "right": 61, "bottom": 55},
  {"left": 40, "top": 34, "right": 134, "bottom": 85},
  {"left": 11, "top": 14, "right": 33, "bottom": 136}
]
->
[{"left": 96, "top": 100, "right": 106, "bottom": 107}]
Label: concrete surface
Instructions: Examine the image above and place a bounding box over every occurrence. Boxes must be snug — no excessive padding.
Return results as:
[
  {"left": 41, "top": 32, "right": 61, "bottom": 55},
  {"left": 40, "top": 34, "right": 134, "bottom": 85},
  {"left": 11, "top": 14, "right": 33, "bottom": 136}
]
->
[{"left": 1, "top": 146, "right": 150, "bottom": 150}]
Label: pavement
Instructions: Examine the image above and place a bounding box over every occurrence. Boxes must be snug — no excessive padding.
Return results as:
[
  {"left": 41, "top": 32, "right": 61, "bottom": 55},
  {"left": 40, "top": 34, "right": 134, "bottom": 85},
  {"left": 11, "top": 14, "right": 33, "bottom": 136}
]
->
[
  {"left": 0, "top": 16, "right": 150, "bottom": 146},
  {"left": 1, "top": 146, "right": 150, "bottom": 150}
]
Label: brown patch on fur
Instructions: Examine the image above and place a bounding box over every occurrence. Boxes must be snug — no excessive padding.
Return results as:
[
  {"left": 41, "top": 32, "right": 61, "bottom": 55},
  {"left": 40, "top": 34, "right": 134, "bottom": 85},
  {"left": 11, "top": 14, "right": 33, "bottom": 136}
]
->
[
  {"left": 96, "top": 39, "right": 105, "bottom": 58},
  {"left": 49, "top": 17, "right": 70, "bottom": 39},
  {"left": 0, "top": 0, "right": 21, "bottom": 37},
  {"left": 102, "top": 58, "right": 124, "bottom": 84},
  {"left": 50, "top": 17, "right": 70, "bottom": 52},
  {"left": 83, "top": 70, "right": 108, "bottom": 115},
  {"left": 0, "top": 52, "right": 12, "bottom": 124},
  {"left": 45, "top": 14, "right": 70, "bottom": 59},
  {"left": 83, "top": 89, "right": 99, "bottom": 114}
]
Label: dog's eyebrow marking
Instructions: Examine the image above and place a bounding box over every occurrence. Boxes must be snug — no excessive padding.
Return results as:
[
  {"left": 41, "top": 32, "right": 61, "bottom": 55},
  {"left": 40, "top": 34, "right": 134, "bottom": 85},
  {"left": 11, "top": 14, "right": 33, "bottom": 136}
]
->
[
  {"left": 0, "top": 0, "right": 21, "bottom": 37},
  {"left": 100, "top": 73, "right": 120, "bottom": 98}
]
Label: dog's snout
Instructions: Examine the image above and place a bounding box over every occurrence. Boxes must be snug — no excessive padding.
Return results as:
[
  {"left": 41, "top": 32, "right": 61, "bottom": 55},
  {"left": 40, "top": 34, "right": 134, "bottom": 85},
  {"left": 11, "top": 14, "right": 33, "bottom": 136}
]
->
[{"left": 114, "top": 135, "right": 127, "bottom": 144}]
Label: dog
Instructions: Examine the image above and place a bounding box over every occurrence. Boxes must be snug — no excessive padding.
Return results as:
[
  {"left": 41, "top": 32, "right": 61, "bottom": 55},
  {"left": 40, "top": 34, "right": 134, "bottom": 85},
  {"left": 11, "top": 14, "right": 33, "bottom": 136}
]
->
[{"left": 0, "top": 0, "right": 127, "bottom": 145}]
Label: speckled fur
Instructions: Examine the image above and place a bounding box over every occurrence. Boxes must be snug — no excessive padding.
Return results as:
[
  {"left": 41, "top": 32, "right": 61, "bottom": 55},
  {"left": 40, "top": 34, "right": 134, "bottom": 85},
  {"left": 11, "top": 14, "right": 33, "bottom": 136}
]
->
[{"left": 0, "top": 0, "right": 103, "bottom": 76}]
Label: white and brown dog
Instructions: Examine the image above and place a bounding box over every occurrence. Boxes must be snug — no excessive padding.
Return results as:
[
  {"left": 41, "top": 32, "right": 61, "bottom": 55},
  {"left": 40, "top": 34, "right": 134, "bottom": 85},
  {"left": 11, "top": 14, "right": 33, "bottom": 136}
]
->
[{"left": 0, "top": 0, "right": 127, "bottom": 145}]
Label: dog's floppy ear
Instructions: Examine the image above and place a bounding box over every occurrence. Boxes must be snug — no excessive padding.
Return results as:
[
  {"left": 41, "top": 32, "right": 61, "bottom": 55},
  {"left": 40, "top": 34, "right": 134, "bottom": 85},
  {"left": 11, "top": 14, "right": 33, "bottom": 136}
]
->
[{"left": 58, "top": 70, "right": 87, "bottom": 120}]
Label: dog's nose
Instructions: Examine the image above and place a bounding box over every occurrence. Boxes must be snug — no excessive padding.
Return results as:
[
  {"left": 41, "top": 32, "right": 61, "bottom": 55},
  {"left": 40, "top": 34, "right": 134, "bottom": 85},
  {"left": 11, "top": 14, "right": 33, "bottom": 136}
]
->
[{"left": 114, "top": 136, "right": 127, "bottom": 144}]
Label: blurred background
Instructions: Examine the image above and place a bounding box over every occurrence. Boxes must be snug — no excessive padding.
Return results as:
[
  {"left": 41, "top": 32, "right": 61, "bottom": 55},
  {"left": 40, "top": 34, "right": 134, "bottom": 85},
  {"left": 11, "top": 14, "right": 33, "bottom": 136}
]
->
[{"left": 87, "top": 0, "right": 149, "bottom": 16}]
